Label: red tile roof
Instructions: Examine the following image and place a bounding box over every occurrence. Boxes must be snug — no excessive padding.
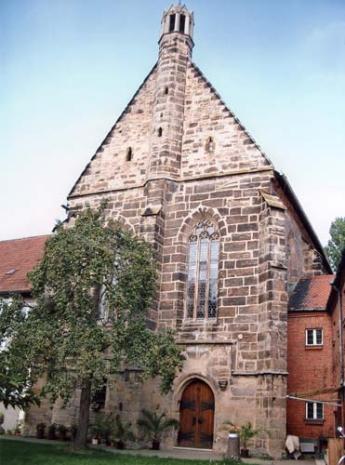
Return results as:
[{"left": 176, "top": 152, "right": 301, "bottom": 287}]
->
[
  {"left": 0, "top": 235, "right": 50, "bottom": 294},
  {"left": 289, "top": 274, "right": 335, "bottom": 312}
]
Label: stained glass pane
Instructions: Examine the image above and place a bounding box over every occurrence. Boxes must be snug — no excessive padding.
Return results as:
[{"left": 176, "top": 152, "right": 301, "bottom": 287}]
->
[
  {"left": 208, "top": 241, "right": 219, "bottom": 318},
  {"left": 187, "top": 282, "right": 195, "bottom": 318},
  {"left": 187, "top": 241, "right": 197, "bottom": 318},
  {"left": 197, "top": 239, "right": 208, "bottom": 318}
]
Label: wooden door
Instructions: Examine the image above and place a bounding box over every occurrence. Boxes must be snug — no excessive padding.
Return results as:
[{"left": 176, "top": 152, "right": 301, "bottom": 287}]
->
[{"left": 178, "top": 379, "right": 214, "bottom": 448}]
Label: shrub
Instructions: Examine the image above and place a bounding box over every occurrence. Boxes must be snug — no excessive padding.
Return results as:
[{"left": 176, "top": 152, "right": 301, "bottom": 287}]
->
[{"left": 137, "top": 409, "right": 179, "bottom": 450}]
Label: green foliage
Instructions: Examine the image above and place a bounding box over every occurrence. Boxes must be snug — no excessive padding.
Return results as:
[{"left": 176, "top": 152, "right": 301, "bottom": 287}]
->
[
  {"left": 0, "top": 298, "right": 40, "bottom": 409},
  {"left": 36, "top": 423, "right": 46, "bottom": 439},
  {"left": 222, "top": 421, "right": 259, "bottom": 449},
  {"left": 57, "top": 424, "right": 68, "bottom": 440},
  {"left": 137, "top": 409, "right": 179, "bottom": 443},
  {"left": 89, "top": 413, "right": 114, "bottom": 442},
  {"left": 48, "top": 423, "right": 57, "bottom": 440},
  {"left": 325, "top": 217, "right": 345, "bottom": 271},
  {"left": 110, "top": 414, "right": 135, "bottom": 444},
  {"left": 0, "top": 207, "right": 183, "bottom": 431},
  {"left": 238, "top": 422, "right": 259, "bottom": 449}
]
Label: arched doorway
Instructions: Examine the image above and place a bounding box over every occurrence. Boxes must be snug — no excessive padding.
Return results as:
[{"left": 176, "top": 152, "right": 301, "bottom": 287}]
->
[{"left": 178, "top": 379, "right": 215, "bottom": 449}]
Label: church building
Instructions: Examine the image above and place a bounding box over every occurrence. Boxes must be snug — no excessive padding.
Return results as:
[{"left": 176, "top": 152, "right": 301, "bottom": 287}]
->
[{"left": 23, "top": 4, "right": 333, "bottom": 457}]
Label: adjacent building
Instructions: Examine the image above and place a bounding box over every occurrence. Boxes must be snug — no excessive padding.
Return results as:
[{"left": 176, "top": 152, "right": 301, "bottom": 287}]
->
[{"left": 0, "top": 235, "right": 49, "bottom": 431}]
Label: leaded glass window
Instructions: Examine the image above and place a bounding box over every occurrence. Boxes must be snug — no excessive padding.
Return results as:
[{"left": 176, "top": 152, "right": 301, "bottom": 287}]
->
[{"left": 186, "top": 220, "right": 219, "bottom": 319}]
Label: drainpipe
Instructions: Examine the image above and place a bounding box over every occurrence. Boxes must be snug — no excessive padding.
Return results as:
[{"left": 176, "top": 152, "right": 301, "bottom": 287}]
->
[{"left": 332, "top": 283, "right": 345, "bottom": 433}]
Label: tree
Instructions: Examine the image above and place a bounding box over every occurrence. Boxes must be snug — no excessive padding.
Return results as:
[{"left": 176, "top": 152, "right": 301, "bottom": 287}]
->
[
  {"left": 0, "top": 299, "right": 39, "bottom": 409},
  {"left": 325, "top": 217, "right": 345, "bottom": 271},
  {"left": 0, "top": 207, "right": 183, "bottom": 447}
]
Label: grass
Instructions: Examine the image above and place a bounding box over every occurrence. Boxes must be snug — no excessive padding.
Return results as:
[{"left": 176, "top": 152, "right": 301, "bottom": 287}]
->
[{"left": 0, "top": 438, "right": 242, "bottom": 465}]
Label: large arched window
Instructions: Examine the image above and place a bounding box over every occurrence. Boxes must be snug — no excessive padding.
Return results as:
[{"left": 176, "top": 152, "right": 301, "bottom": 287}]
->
[{"left": 186, "top": 220, "right": 220, "bottom": 319}]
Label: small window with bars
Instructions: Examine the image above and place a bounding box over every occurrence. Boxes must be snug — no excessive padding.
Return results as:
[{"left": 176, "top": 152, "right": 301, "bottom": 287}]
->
[
  {"left": 306, "top": 401, "right": 323, "bottom": 420},
  {"left": 305, "top": 328, "right": 323, "bottom": 346},
  {"left": 186, "top": 220, "right": 220, "bottom": 320}
]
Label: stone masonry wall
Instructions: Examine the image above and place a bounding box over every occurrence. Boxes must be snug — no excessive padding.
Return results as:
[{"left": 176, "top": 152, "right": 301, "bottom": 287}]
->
[{"left": 27, "top": 10, "right": 330, "bottom": 457}]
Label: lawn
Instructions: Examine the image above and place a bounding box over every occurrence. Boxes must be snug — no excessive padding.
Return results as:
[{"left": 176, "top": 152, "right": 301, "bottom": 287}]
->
[{"left": 0, "top": 438, "right": 240, "bottom": 465}]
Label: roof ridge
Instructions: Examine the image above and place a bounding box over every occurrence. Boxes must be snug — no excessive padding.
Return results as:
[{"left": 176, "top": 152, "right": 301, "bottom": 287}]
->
[{"left": 0, "top": 234, "right": 51, "bottom": 244}]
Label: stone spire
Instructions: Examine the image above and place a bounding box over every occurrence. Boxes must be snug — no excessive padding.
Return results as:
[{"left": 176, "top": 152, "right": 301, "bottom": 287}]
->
[
  {"left": 159, "top": 3, "right": 194, "bottom": 56},
  {"left": 148, "top": 4, "right": 194, "bottom": 179}
]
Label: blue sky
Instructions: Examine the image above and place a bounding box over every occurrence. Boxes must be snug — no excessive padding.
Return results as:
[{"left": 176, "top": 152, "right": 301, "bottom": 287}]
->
[{"left": 1, "top": 0, "right": 344, "bottom": 244}]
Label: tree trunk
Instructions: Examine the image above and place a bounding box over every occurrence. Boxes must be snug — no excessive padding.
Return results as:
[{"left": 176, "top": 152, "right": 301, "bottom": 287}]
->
[{"left": 74, "top": 378, "right": 92, "bottom": 448}]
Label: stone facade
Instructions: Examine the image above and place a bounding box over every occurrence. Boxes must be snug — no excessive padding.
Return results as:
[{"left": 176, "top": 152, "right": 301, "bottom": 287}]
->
[{"left": 26, "top": 4, "right": 331, "bottom": 457}]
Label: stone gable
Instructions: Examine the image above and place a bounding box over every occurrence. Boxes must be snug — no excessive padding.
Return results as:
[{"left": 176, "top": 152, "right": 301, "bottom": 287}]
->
[
  {"left": 70, "top": 65, "right": 158, "bottom": 197},
  {"left": 27, "top": 3, "right": 332, "bottom": 458},
  {"left": 181, "top": 63, "right": 272, "bottom": 179}
]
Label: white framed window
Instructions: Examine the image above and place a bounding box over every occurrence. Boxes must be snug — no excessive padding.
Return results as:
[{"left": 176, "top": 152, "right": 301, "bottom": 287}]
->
[
  {"left": 305, "top": 328, "right": 323, "bottom": 346},
  {"left": 306, "top": 401, "right": 323, "bottom": 420}
]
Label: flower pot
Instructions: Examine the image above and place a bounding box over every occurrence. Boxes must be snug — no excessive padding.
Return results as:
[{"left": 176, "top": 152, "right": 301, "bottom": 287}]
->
[{"left": 152, "top": 439, "right": 160, "bottom": 450}]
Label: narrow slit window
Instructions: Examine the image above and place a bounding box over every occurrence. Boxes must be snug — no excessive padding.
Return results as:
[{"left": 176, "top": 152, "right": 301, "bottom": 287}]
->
[
  {"left": 186, "top": 220, "right": 220, "bottom": 320},
  {"left": 205, "top": 136, "right": 215, "bottom": 153},
  {"left": 158, "top": 127, "right": 163, "bottom": 137},
  {"left": 126, "top": 147, "right": 133, "bottom": 161},
  {"left": 169, "top": 14, "right": 176, "bottom": 32},
  {"left": 179, "top": 14, "right": 186, "bottom": 33},
  {"left": 164, "top": 87, "right": 169, "bottom": 95}
]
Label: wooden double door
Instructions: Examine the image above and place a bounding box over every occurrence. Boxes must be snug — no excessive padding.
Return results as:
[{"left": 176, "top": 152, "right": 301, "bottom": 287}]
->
[{"left": 178, "top": 379, "right": 214, "bottom": 449}]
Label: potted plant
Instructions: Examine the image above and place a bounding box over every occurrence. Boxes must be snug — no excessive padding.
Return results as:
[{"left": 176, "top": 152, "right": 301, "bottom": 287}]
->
[
  {"left": 137, "top": 409, "right": 179, "bottom": 450},
  {"left": 239, "top": 422, "right": 259, "bottom": 457},
  {"left": 47, "top": 423, "right": 57, "bottom": 440},
  {"left": 36, "top": 422, "right": 46, "bottom": 439},
  {"left": 89, "top": 413, "right": 113, "bottom": 445},
  {"left": 111, "top": 414, "right": 135, "bottom": 449},
  {"left": 89, "top": 423, "right": 101, "bottom": 445},
  {"left": 0, "top": 413, "right": 4, "bottom": 435},
  {"left": 57, "top": 424, "right": 67, "bottom": 441},
  {"left": 14, "top": 425, "right": 21, "bottom": 436},
  {"left": 222, "top": 421, "right": 260, "bottom": 457}
]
